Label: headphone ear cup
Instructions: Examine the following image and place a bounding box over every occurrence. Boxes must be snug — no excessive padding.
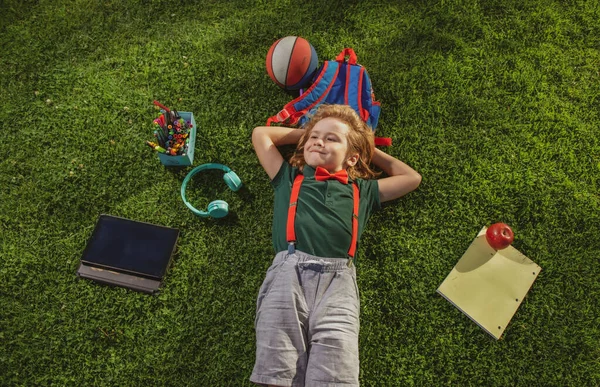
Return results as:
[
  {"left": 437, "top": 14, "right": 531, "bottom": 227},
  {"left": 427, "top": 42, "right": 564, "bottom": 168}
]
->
[
  {"left": 207, "top": 200, "right": 229, "bottom": 218},
  {"left": 223, "top": 171, "right": 242, "bottom": 192}
]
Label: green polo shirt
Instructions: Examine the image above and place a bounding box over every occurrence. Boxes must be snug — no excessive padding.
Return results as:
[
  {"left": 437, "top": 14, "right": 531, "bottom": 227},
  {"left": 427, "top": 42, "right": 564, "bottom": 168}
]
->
[{"left": 271, "top": 162, "right": 381, "bottom": 259}]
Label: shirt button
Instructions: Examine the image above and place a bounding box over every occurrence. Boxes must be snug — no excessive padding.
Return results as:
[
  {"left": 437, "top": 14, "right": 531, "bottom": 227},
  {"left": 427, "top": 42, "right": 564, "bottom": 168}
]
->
[{"left": 327, "top": 193, "right": 331, "bottom": 197}]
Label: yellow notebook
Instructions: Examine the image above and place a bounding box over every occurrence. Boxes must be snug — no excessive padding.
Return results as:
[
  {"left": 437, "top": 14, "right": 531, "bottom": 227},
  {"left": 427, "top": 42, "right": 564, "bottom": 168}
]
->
[{"left": 437, "top": 227, "right": 541, "bottom": 339}]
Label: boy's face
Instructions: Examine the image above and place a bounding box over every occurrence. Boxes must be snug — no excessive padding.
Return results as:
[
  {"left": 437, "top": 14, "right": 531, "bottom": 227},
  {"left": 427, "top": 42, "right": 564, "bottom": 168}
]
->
[{"left": 304, "top": 117, "right": 359, "bottom": 172}]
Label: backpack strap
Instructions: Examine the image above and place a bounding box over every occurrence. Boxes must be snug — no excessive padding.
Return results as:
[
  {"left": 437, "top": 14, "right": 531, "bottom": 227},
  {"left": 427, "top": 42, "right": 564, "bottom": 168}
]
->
[
  {"left": 344, "top": 63, "right": 366, "bottom": 121},
  {"left": 286, "top": 173, "right": 360, "bottom": 264},
  {"left": 336, "top": 48, "right": 358, "bottom": 64},
  {"left": 374, "top": 137, "right": 392, "bottom": 146},
  {"left": 266, "top": 61, "right": 341, "bottom": 127}
]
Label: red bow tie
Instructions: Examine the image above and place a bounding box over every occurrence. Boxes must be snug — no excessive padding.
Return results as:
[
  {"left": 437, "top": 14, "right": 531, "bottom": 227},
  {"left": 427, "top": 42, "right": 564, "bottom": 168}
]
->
[{"left": 314, "top": 166, "right": 349, "bottom": 184}]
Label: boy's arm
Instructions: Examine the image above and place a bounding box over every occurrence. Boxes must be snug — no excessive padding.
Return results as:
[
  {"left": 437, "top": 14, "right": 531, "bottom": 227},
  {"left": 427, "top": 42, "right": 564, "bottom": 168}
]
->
[
  {"left": 252, "top": 126, "right": 304, "bottom": 180},
  {"left": 373, "top": 148, "right": 422, "bottom": 203}
]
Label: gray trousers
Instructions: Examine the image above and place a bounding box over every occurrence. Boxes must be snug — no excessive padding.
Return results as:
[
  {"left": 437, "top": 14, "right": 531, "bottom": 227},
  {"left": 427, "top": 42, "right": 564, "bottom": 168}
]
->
[{"left": 251, "top": 250, "right": 360, "bottom": 387}]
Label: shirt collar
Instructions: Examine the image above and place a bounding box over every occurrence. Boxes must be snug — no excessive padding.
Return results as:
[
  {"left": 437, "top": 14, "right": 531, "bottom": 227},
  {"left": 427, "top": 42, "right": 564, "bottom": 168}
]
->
[{"left": 303, "top": 165, "right": 316, "bottom": 178}]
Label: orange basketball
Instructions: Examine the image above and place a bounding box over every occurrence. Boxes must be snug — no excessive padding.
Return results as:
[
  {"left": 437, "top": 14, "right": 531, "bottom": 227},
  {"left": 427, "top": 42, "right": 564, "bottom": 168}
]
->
[{"left": 266, "top": 36, "right": 318, "bottom": 90}]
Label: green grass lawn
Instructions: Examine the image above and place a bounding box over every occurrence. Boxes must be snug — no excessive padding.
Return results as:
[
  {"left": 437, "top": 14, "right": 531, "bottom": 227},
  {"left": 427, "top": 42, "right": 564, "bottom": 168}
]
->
[{"left": 1, "top": 0, "right": 598, "bottom": 385}]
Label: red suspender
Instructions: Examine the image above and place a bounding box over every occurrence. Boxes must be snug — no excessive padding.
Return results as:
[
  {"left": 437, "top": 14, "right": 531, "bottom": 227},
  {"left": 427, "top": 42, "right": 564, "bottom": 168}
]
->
[
  {"left": 348, "top": 183, "right": 360, "bottom": 258},
  {"left": 287, "top": 173, "right": 360, "bottom": 259},
  {"left": 286, "top": 174, "right": 304, "bottom": 244}
]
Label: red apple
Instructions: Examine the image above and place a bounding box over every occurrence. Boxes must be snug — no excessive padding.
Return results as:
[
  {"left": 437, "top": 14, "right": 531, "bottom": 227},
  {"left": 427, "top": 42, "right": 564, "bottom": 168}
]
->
[{"left": 486, "top": 223, "right": 514, "bottom": 250}]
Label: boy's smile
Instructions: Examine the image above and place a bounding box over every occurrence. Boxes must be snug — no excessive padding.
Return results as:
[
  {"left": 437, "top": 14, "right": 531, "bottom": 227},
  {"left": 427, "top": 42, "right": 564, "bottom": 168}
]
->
[{"left": 304, "top": 117, "right": 358, "bottom": 173}]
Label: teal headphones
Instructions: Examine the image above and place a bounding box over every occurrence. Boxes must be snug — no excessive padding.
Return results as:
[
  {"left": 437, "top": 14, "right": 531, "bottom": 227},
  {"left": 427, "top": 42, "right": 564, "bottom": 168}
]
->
[{"left": 180, "top": 163, "right": 242, "bottom": 218}]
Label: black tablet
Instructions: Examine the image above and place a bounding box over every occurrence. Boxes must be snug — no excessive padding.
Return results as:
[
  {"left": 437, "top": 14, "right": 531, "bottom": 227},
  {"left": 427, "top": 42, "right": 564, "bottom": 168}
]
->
[{"left": 80, "top": 215, "right": 179, "bottom": 280}]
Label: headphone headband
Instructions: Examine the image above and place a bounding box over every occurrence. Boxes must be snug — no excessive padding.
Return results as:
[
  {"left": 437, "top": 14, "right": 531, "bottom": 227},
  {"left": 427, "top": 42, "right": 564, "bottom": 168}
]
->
[
  {"left": 181, "top": 163, "right": 242, "bottom": 218},
  {"left": 183, "top": 163, "right": 231, "bottom": 178}
]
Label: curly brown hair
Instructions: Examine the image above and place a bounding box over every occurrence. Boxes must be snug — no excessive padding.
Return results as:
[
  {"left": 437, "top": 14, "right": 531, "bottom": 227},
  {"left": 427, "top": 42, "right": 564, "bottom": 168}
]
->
[{"left": 289, "top": 104, "right": 380, "bottom": 180}]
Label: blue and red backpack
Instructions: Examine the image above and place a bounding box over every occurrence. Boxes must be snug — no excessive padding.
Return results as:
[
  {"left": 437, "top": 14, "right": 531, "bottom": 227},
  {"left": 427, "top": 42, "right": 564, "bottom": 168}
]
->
[{"left": 266, "top": 48, "right": 392, "bottom": 146}]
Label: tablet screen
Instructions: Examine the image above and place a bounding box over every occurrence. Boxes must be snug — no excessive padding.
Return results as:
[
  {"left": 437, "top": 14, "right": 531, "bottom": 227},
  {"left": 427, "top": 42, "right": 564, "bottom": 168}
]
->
[{"left": 81, "top": 215, "right": 179, "bottom": 279}]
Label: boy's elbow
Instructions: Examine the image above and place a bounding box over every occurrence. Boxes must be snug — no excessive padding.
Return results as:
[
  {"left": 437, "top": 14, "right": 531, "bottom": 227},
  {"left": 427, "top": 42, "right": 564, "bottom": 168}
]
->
[
  {"left": 408, "top": 172, "right": 422, "bottom": 192},
  {"left": 414, "top": 172, "right": 422, "bottom": 188},
  {"left": 251, "top": 126, "right": 262, "bottom": 139},
  {"left": 251, "top": 126, "right": 265, "bottom": 147}
]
